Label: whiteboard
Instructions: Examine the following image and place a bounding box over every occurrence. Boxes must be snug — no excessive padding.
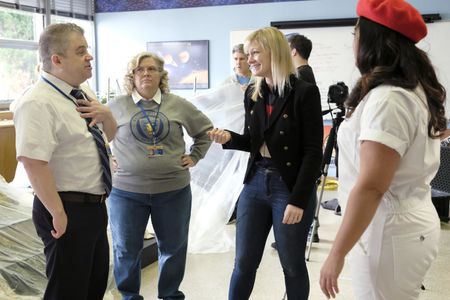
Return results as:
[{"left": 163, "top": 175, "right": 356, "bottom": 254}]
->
[{"left": 231, "top": 21, "right": 450, "bottom": 116}]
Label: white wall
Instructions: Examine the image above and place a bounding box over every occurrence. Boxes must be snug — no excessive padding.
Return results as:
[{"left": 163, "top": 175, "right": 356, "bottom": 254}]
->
[
  {"left": 95, "top": 0, "right": 450, "bottom": 98},
  {"left": 232, "top": 21, "right": 450, "bottom": 113}
]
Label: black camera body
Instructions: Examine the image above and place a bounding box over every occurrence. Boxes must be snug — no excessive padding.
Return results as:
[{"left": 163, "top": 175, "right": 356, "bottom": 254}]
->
[{"left": 327, "top": 82, "right": 348, "bottom": 107}]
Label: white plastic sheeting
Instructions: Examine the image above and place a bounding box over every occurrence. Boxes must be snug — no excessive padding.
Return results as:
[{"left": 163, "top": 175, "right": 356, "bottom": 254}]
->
[
  {"left": 187, "top": 82, "right": 248, "bottom": 253},
  {"left": 0, "top": 179, "right": 45, "bottom": 299}
]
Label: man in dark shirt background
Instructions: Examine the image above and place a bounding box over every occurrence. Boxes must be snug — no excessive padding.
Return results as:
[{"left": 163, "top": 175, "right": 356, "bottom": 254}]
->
[{"left": 287, "top": 33, "right": 316, "bottom": 85}]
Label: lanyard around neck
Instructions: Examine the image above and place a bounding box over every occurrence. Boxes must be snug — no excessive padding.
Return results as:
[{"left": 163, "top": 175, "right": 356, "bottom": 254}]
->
[
  {"left": 41, "top": 76, "right": 79, "bottom": 106},
  {"left": 136, "top": 100, "right": 161, "bottom": 138},
  {"left": 41, "top": 76, "right": 100, "bottom": 130}
]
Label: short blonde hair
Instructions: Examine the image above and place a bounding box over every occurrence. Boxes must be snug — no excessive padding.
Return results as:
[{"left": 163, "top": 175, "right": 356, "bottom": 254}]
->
[
  {"left": 123, "top": 52, "right": 170, "bottom": 95},
  {"left": 244, "top": 27, "right": 295, "bottom": 101}
]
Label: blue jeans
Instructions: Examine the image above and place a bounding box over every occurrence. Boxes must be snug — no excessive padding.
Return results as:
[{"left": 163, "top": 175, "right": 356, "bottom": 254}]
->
[
  {"left": 229, "top": 166, "right": 315, "bottom": 300},
  {"left": 108, "top": 185, "right": 192, "bottom": 300}
]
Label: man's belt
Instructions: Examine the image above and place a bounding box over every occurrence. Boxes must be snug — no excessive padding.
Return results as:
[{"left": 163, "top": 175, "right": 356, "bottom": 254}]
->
[{"left": 59, "top": 191, "right": 107, "bottom": 204}]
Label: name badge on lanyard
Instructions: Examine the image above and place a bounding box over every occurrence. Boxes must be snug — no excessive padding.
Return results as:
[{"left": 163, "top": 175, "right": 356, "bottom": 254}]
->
[{"left": 137, "top": 101, "right": 164, "bottom": 158}]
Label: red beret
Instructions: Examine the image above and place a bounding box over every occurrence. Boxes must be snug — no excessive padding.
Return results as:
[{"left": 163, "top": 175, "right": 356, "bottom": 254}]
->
[{"left": 357, "top": 0, "right": 427, "bottom": 43}]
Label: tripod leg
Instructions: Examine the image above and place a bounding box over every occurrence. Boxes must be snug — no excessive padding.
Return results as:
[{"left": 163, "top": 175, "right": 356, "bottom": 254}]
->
[
  {"left": 306, "top": 171, "right": 328, "bottom": 261},
  {"left": 306, "top": 110, "right": 343, "bottom": 261}
]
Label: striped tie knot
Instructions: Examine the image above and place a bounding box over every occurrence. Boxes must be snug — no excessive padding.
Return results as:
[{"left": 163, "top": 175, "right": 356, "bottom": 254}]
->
[{"left": 70, "top": 88, "right": 85, "bottom": 99}]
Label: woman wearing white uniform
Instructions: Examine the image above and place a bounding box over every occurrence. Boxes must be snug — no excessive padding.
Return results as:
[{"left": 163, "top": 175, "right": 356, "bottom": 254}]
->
[{"left": 320, "top": 0, "right": 446, "bottom": 299}]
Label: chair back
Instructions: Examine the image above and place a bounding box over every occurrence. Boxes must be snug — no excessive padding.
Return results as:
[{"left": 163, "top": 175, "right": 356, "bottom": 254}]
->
[{"left": 431, "top": 146, "right": 450, "bottom": 193}]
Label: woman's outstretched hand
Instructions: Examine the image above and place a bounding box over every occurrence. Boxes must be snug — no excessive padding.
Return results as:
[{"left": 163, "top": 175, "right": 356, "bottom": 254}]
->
[{"left": 207, "top": 128, "right": 231, "bottom": 144}]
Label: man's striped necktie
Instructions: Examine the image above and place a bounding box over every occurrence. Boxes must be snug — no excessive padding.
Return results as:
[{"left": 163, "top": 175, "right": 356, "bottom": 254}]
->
[{"left": 70, "top": 89, "right": 112, "bottom": 196}]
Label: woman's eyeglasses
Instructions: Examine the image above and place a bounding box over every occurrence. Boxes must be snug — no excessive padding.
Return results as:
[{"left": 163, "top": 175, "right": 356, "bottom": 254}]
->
[{"left": 134, "top": 66, "right": 160, "bottom": 75}]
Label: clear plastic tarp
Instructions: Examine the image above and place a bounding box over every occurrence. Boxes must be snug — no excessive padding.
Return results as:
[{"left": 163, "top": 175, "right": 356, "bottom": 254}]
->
[
  {"left": 0, "top": 179, "right": 44, "bottom": 299},
  {"left": 187, "top": 82, "right": 248, "bottom": 253}
]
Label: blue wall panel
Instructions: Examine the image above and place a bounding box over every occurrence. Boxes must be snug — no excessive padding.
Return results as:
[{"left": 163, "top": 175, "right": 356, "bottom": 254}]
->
[{"left": 96, "top": 0, "right": 309, "bottom": 13}]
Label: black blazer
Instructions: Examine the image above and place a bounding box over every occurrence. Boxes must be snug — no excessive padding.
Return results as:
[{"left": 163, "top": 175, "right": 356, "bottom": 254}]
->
[{"left": 224, "top": 75, "right": 323, "bottom": 209}]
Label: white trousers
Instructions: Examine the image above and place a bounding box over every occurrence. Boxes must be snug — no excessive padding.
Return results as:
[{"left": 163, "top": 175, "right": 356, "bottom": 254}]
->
[{"left": 348, "top": 201, "right": 440, "bottom": 300}]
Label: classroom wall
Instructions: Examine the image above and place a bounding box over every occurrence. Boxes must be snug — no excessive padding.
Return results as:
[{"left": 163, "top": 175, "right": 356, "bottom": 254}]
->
[{"left": 95, "top": 0, "right": 450, "bottom": 98}]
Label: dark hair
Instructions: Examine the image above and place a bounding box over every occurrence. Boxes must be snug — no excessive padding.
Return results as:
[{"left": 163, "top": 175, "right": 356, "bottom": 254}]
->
[
  {"left": 287, "top": 34, "right": 312, "bottom": 60},
  {"left": 346, "top": 17, "right": 446, "bottom": 138}
]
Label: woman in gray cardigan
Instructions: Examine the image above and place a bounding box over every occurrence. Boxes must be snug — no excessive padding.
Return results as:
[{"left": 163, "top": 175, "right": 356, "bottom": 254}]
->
[{"left": 108, "top": 52, "right": 213, "bottom": 300}]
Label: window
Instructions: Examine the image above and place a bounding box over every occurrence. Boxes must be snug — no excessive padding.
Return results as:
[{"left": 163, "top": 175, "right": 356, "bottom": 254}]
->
[
  {"left": 0, "top": 0, "right": 95, "bottom": 111},
  {"left": 0, "top": 8, "right": 41, "bottom": 110}
]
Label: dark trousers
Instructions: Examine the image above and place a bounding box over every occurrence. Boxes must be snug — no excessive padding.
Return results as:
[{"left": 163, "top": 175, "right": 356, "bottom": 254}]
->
[{"left": 32, "top": 195, "right": 109, "bottom": 300}]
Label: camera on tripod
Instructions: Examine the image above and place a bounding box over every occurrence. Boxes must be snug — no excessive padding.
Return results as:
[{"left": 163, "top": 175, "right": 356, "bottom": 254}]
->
[
  {"left": 307, "top": 82, "right": 349, "bottom": 261},
  {"left": 327, "top": 82, "right": 348, "bottom": 108}
]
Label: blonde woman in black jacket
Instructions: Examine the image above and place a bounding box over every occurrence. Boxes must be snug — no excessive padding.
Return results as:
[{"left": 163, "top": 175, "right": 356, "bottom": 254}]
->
[{"left": 208, "top": 27, "right": 323, "bottom": 300}]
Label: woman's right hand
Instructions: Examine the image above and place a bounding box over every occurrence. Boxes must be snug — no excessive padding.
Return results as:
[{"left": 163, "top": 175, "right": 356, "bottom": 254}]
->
[
  {"left": 207, "top": 128, "right": 231, "bottom": 144},
  {"left": 282, "top": 204, "right": 303, "bottom": 224}
]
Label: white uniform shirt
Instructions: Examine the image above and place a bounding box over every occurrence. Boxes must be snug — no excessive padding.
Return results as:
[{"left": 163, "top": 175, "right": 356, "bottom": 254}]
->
[
  {"left": 337, "top": 85, "right": 441, "bottom": 300},
  {"left": 13, "top": 71, "right": 105, "bottom": 194},
  {"left": 337, "top": 84, "right": 440, "bottom": 213}
]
